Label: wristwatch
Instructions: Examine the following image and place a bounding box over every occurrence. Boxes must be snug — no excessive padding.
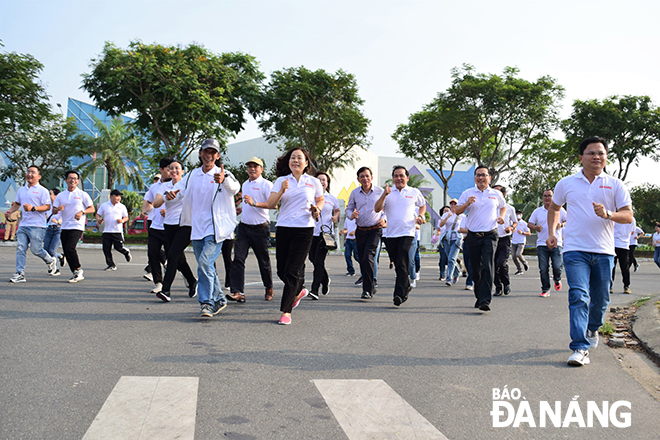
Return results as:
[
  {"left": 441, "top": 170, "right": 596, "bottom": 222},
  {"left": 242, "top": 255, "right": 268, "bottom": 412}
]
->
[
  {"left": 252, "top": 200, "right": 257, "bottom": 207},
  {"left": 31, "top": 206, "right": 35, "bottom": 212},
  {"left": 606, "top": 210, "right": 612, "bottom": 219}
]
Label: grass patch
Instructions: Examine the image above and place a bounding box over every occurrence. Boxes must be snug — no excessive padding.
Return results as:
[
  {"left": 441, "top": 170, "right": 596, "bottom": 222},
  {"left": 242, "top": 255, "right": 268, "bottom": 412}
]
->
[
  {"left": 598, "top": 321, "right": 615, "bottom": 335},
  {"left": 632, "top": 297, "right": 652, "bottom": 307}
]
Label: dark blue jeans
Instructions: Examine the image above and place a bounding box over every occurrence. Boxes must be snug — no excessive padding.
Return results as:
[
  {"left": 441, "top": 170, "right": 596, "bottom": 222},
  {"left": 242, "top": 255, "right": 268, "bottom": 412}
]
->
[
  {"left": 344, "top": 239, "right": 358, "bottom": 274},
  {"left": 536, "top": 245, "right": 563, "bottom": 292}
]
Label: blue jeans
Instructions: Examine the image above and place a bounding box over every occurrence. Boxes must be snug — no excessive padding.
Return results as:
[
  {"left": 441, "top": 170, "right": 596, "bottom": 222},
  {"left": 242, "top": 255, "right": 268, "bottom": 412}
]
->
[
  {"left": 16, "top": 226, "right": 52, "bottom": 273},
  {"left": 408, "top": 238, "right": 419, "bottom": 280},
  {"left": 43, "top": 225, "right": 62, "bottom": 260},
  {"left": 344, "top": 239, "right": 358, "bottom": 274},
  {"left": 563, "top": 251, "right": 614, "bottom": 351},
  {"left": 445, "top": 238, "right": 462, "bottom": 282},
  {"left": 192, "top": 236, "right": 225, "bottom": 307},
  {"left": 536, "top": 245, "right": 563, "bottom": 292},
  {"left": 438, "top": 238, "right": 449, "bottom": 278},
  {"left": 654, "top": 247, "right": 660, "bottom": 269}
]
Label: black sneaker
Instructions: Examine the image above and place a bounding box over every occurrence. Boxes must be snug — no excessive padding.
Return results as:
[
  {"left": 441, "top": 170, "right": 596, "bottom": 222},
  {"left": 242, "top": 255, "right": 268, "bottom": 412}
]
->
[
  {"left": 156, "top": 291, "right": 171, "bottom": 302},
  {"left": 504, "top": 285, "right": 511, "bottom": 296},
  {"left": 494, "top": 288, "right": 503, "bottom": 296},
  {"left": 188, "top": 279, "right": 197, "bottom": 298},
  {"left": 59, "top": 255, "right": 66, "bottom": 268},
  {"left": 361, "top": 291, "right": 372, "bottom": 299},
  {"left": 322, "top": 279, "right": 330, "bottom": 295},
  {"left": 212, "top": 301, "right": 227, "bottom": 315},
  {"left": 393, "top": 296, "right": 403, "bottom": 307},
  {"left": 479, "top": 303, "right": 491, "bottom": 312},
  {"left": 523, "top": 262, "right": 529, "bottom": 271},
  {"left": 125, "top": 251, "right": 132, "bottom": 263},
  {"left": 355, "top": 276, "right": 363, "bottom": 285},
  {"left": 308, "top": 291, "right": 320, "bottom": 300}
]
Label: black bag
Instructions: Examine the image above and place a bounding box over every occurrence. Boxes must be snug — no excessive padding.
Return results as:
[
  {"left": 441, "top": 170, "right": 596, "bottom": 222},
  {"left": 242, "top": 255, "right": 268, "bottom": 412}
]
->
[{"left": 319, "top": 213, "right": 337, "bottom": 250}]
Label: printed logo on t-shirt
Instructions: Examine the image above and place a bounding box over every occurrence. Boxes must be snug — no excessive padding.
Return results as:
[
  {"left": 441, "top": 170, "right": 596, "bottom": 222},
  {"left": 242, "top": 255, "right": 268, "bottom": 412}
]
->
[
  {"left": 305, "top": 183, "right": 314, "bottom": 188},
  {"left": 599, "top": 185, "right": 612, "bottom": 190}
]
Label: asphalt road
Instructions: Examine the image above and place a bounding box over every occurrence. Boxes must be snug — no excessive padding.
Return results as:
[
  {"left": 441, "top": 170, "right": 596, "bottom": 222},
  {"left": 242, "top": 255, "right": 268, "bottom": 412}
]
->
[{"left": 1, "top": 244, "right": 660, "bottom": 440}]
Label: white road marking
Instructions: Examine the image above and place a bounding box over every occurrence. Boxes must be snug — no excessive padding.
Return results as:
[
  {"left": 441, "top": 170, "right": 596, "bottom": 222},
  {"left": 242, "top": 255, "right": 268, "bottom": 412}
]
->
[
  {"left": 83, "top": 376, "right": 198, "bottom": 440},
  {"left": 313, "top": 379, "right": 448, "bottom": 440}
]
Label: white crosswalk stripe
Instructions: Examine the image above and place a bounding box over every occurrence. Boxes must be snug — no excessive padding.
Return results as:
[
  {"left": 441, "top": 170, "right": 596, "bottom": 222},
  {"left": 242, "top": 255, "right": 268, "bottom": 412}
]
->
[
  {"left": 82, "top": 376, "right": 198, "bottom": 440},
  {"left": 313, "top": 379, "right": 449, "bottom": 440}
]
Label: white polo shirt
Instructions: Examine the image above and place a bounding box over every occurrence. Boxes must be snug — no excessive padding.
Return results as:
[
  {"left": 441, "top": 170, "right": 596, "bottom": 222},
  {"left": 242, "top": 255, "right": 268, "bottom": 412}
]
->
[
  {"left": 158, "top": 180, "right": 185, "bottom": 226},
  {"left": 144, "top": 181, "right": 166, "bottom": 230},
  {"left": 497, "top": 204, "right": 517, "bottom": 238},
  {"left": 511, "top": 219, "right": 529, "bottom": 245},
  {"left": 97, "top": 200, "right": 128, "bottom": 234},
  {"left": 272, "top": 174, "right": 323, "bottom": 228},
  {"left": 630, "top": 221, "right": 643, "bottom": 246},
  {"left": 457, "top": 186, "right": 506, "bottom": 232},
  {"left": 343, "top": 217, "right": 357, "bottom": 241},
  {"left": 552, "top": 170, "right": 632, "bottom": 255},
  {"left": 381, "top": 185, "right": 425, "bottom": 238},
  {"left": 614, "top": 222, "right": 634, "bottom": 249},
  {"left": 241, "top": 176, "right": 273, "bottom": 225},
  {"left": 15, "top": 183, "right": 50, "bottom": 228},
  {"left": 314, "top": 192, "right": 339, "bottom": 236},
  {"left": 528, "top": 206, "right": 568, "bottom": 247},
  {"left": 53, "top": 188, "right": 93, "bottom": 231}
]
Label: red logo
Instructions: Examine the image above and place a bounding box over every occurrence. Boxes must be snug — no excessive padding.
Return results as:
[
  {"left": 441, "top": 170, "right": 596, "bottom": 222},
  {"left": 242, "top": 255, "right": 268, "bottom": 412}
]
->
[
  {"left": 599, "top": 185, "right": 612, "bottom": 189},
  {"left": 305, "top": 183, "right": 314, "bottom": 187}
]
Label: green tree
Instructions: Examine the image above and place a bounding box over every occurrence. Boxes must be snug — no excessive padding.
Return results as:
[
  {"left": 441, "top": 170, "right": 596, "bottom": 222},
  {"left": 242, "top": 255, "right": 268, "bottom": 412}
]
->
[
  {"left": 629, "top": 183, "right": 660, "bottom": 232},
  {"left": 393, "top": 107, "right": 468, "bottom": 205},
  {"left": 119, "top": 190, "right": 143, "bottom": 219},
  {"left": 563, "top": 95, "right": 660, "bottom": 181},
  {"left": 77, "top": 116, "right": 146, "bottom": 190},
  {"left": 428, "top": 64, "right": 565, "bottom": 183},
  {"left": 256, "top": 66, "right": 370, "bottom": 173},
  {"left": 82, "top": 41, "right": 264, "bottom": 162}
]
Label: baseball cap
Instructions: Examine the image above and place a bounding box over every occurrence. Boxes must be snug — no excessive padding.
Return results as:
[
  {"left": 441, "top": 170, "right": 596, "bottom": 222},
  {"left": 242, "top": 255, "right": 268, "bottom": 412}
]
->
[
  {"left": 200, "top": 138, "right": 220, "bottom": 152},
  {"left": 245, "top": 157, "right": 264, "bottom": 167}
]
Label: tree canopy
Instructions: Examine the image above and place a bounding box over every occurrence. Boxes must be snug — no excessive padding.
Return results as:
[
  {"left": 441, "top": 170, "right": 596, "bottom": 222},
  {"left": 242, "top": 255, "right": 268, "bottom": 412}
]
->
[
  {"left": 82, "top": 41, "right": 264, "bottom": 162},
  {"left": 563, "top": 95, "right": 660, "bottom": 181},
  {"left": 629, "top": 183, "right": 660, "bottom": 232},
  {"left": 256, "top": 66, "right": 370, "bottom": 174}
]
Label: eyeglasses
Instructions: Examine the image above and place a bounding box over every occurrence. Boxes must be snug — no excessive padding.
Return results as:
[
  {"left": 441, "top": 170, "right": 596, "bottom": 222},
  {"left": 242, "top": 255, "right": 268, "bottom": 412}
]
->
[
  {"left": 542, "top": 195, "right": 553, "bottom": 198},
  {"left": 583, "top": 151, "right": 606, "bottom": 157},
  {"left": 475, "top": 173, "right": 489, "bottom": 178}
]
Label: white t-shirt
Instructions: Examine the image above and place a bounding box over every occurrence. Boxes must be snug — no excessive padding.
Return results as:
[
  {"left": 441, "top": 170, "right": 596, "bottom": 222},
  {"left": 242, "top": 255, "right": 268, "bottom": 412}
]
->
[
  {"left": 144, "top": 181, "right": 166, "bottom": 230},
  {"left": 272, "top": 174, "right": 323, "bottom": 228},
  {"left": 552, "top": 170, "right": 632, "bottom": 255},
  {"left": 441, "top": 212, "right": 464, "bottom": 241},
  {"left": 241, "top": 176, "right": 273, "bottom": 225},
  {"left": 314, "top": 192, "right": 339, "bottom": 236},
  {"left": 158, "top": 180, "right": 185, "bottom": 226},
  {"left": 343, "top": 217, "right": 357, "bottom": 241},
  {"left": 185, "top": 167, "right": 218, "bottom": 240},
  {"left": 457, "top": 186, "right": 506, "bottom": 232},
  {"left": 54, "top": 188, "right": 94, "bottom": 231},
  {"left": 381, "top": 185, "right": 425, "bottom": 238},
  {"left": 497, "top": 204, "right": 517, "bottom": 238},
  {"left": 528, "top": 206, "right": 568, "bottom": 247},
  {"left": 97, "top": 200, "right": 128, "bottom": 234},
  {"left": 630, "top": 222, "right": 644, "bottom": 246},
  {"left": 511, "top": 219, "right": 529, "bottom": 245},
  {"left": 653, "top": 232, "right": 660, "bottom": 247},
  {"left": 14, "top": 183, "right": 50, "bottom": 227},
  {"left": 614, "top": 221, "right": 635, "bottom": 249}
]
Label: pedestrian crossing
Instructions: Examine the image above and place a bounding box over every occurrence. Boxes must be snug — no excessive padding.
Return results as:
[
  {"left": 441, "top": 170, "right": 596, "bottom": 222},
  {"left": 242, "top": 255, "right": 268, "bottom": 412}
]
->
[{"left": 82, "top": 377, "right": 448, "bottom": 439}]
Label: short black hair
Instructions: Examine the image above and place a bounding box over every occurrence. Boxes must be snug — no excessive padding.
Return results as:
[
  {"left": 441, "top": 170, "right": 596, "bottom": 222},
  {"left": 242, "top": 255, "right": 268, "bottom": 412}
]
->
[
  {"left": 27, "top": 164, "right": 41, "bottom": 175},
  {"left": 474, "top": 165, "right": 489, "bottom": 175},
  {"left": 579, "top": 136, "right": 608, "bottom": 155},
  {"left": 51, "top": 187, "right": 60, "bottom": 196},
  {"left": 64, "top": 170, "right": 79, "bottom": 179},
  {"left": 493, "top": 185, "right": 506, "bottom": 195},
  {"left": 391, "top": 165, "right": 409, "bottom": 177},
  {"left": 159, "top": 157, "right": 174, "bottom": 169},
  {"left": 356, "top": 166, "right": 372, "bottom": 179}
]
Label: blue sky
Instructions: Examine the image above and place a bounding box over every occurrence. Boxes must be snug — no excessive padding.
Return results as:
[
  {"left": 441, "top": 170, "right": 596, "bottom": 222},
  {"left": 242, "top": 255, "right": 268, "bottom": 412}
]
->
[{"left": 2, "top": 0, "right": 660, "bottom": 186}]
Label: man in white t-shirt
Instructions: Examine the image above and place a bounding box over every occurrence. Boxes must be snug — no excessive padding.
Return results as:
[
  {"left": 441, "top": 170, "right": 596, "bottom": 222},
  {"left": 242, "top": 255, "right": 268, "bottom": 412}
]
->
[
  {"left": 627, "top": 219, "right": 644, "bottom": 272},
  {"left": 612, "top": 221, "right": 634, "bottom": 294},
  {"left": 547, "top": 136, "right": 633, "bottom": 367},
  {"left": 375, "top": 165, "right": 426, "bottom": 306},
  {"left": 96, "top": 189, "right": 131, "bottom": 271},
  {"left": 492, "top": 185, "right": 517, "bottom": 296},
  {"left": 230, "top": 157, "right": 274, "bottom": 302},
  {"left": 166, "top": 138, "right": 240, "bottom": 318},
  {"left": 528, "top": 189, "right": 568, "bottom": 297},
  {"left": 7, "top": 165, "right": 57, "bottom": 283},
  {"left": 52, "top": 170, "right": 95, "bottom": 283},
  {"left": 511, "top": 210, "right": 530, "bottom": 275},
  {"left": 455, "top": 166, "right": 506, "bottom": 312}
]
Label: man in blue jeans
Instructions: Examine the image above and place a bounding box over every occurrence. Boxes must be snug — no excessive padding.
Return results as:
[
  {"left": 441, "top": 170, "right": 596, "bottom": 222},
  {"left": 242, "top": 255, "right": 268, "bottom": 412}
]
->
[
  {"left": 547, "top": 136, "right": 632, "bottom": 367},
  {"left": 528, "top": 189, "right": 567, "bottom": 297}
]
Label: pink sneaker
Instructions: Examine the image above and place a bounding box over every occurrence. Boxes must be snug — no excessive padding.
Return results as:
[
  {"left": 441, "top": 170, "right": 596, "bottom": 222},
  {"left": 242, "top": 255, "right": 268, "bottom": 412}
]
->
[
  {"left": 292, "top": 288, "right": 308, "bottom": 309},
  {"left": 278, "top": 314, "right": 292, "bottom": 325},
  {"left": 554, "top": 281, "right": 562, "bottom": 291},
  {"left": 540, "top": 291, "right": 550, "bottom": 298}
]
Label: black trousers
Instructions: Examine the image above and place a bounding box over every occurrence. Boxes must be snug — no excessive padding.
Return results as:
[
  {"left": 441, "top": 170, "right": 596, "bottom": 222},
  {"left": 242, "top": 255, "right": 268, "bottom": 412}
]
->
[
  {"left": 61, "top": 229, "right": 83, "bottom": 273},
  {"left": 493, "top": 235, "right": 512, "bottom": 290},
  {"left": 102, "top": 232, "right": 130, "bottom": 267},
  {"left": 162, "top": 224, "right": 196, "bottom": 292},
  {"left": 355, "top": 227, "right": 382, "bottom": 295},
  {"left": 628, "top": 245, "right": 638, "bottom": 269},
  {"left": 385, "top": 236, "right": 413, "bottom": 300},
  {"left": 144, "top": 219, "right": 166, "bottom": 274},
  {"left": 276, "top": 227, "right": 313, "bottom": 313},
  {"left": 308, "top": 235, "right": 329, "bottom": 294},
  {"left": 148, "top": 227, "right": 168, "bottom": 284},
  {"left": 466, "top": 230, "right": 498, "bottom": 306},
  {"left": 230, "top": 223, "right": 273, "bottom": 294},
  {"left": 613, "top": 246, "right": 630, "bottom": 288},
  {"left": 222, "top": 238, "right": 234, "bottom": 288}
]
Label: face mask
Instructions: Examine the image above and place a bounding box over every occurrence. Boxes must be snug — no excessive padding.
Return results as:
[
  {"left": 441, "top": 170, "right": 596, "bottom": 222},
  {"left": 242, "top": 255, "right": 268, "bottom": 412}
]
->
[{"left": 516, "top": 215, "right": 522, "bottom": 220}]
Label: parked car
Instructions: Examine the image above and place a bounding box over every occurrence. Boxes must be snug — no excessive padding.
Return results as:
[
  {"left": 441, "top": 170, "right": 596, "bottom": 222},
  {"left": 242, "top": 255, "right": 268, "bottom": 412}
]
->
[{"left": 128, "top": 216, "right": 148, "bottom": 235}]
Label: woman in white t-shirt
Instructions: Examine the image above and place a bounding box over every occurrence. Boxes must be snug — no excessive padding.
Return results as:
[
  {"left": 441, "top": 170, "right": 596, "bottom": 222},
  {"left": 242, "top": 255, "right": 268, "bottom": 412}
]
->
[
  {"left": 308, "top": 171, "right": 340, "bottom": 300},
  {"left": 265, "top": 148, "right": 324, "bottom": 325}
]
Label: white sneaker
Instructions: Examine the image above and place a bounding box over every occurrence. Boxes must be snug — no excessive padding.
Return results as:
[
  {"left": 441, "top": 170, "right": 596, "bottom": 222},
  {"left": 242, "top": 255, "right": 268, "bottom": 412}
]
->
[
  {"left": 47, "top": 258, "right": 57, "bottom": 274},
  {"left": 51, "top": 269, "right": 61, "bottom": 276},
  {"left": 10, "top": 273, "right": 26, "bottom": 283},
  {"left": 416, "top": 272, "right": 420, "bottom": 280},
  {"left": 410, "top": 280, "right": 416, "bottom": 288},
  {"left": 150, "top": 282, "right": 163, "bottom": 293},
  {"left": 68, "top": 269, "right": 84, "bottom": 283},
  {"left": 586, "top": 330, "right": 599, "bottom": 348},
  {"left": 567, "top": 349, "right": 590, "bottom": 366},
  {"left": 143, "top": 272, "right": 153, "bottom": 282}
]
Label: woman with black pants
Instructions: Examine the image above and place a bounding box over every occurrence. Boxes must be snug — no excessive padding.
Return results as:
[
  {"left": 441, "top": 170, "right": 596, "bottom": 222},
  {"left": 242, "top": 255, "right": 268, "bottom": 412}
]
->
[
  {"left": 265, "top": 148, "right": 324, "bottom": 325},
  {"left": 308, "top": 171, "right": 340, "bottom": 300},
  {"left": 153, "top": 160, "right": 197, "bottom": 301}
]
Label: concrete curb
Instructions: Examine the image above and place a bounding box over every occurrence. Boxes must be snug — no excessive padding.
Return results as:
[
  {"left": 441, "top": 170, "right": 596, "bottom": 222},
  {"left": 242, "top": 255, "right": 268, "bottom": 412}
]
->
[{"left": 632, "top": 294, "right": 660, "bottom": 366}]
